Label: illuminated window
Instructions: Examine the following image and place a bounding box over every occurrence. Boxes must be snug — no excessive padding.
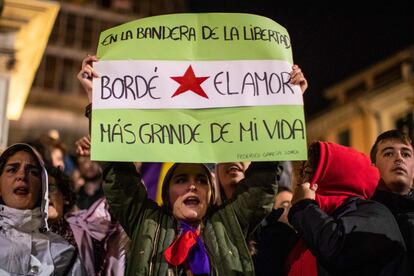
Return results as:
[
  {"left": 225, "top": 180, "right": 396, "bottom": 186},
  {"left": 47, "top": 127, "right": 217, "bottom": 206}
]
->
[
  {"left": 337, "top": 129, "right": 350, "bottom": 146},
  {"left": 395, "top": 112, "right": 413, "bottom": 136}
]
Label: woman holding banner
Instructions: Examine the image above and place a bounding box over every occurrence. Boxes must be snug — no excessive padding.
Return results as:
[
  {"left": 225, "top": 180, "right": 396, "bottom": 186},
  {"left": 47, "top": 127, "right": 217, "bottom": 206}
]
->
[
  {"left": 75, "top": 141, "right": 279, "bottom": 275},
  {"left": 76, "top": 56, "right": 290, "bottom": 275}
]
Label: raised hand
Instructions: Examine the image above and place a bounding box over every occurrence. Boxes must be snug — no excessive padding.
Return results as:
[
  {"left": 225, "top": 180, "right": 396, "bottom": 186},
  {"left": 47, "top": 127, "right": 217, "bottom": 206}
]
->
[
  {"left": 291, "top": 182, "right": 318, "bottom": 206},
  {"left": 290, "top": 64, "right": 308, "bottom": 94},
  {"left": 75, "top": 135, "right": 91, "bottom": 157},
  {"left": 77, "top": 55, "right": 99, "bottom": 103}
]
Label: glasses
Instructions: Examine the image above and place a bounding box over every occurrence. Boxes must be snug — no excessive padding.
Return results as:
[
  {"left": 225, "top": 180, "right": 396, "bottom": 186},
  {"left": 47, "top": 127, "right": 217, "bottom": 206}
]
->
[{"left": 299, "top": 161, "right": 313, "bottom": 181}]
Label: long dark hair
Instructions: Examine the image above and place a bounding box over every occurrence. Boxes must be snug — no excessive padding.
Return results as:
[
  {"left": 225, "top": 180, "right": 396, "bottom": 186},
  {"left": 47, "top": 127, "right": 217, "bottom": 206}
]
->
[{"left": 47, "top": 166, "right": 76, "bottom": 214}]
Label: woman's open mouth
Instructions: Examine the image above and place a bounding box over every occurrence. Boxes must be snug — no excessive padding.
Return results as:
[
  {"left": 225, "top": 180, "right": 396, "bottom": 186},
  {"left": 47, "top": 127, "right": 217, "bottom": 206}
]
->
[
  {"left": 183, "top": 196, "right": 200, "bottom": 206},
  {"left": 14, "top": 186, "right": 29, "bottom": 196}
]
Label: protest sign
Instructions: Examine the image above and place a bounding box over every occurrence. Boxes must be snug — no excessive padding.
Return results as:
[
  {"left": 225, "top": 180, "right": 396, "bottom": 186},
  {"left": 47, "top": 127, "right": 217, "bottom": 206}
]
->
[{"left": 91, "top": 13, "right": 307, "bottom": 162}]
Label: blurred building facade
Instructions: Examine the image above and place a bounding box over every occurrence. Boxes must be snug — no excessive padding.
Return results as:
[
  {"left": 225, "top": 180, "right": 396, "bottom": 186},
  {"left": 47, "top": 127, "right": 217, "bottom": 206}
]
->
[
  {"left": 0, "top": 0, "right": 59, "bottom": 151},
  {"left": 307, "top": 46, "right": 414, "bottom": 155},
  {"left": 6, "top": 0, "right": 187, "bottom": 151},
  {"left": 4, "top": 1, "right": 413, "bottom": 156}
]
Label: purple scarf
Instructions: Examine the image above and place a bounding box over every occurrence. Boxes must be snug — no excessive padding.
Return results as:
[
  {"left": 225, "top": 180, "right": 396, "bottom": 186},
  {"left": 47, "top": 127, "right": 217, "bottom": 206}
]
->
[{"left": 164, "top": 221, "right": 210, "bottom": 274}]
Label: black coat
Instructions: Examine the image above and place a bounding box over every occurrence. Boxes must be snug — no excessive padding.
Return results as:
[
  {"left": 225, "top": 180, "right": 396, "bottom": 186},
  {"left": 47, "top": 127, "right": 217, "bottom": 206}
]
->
[
  {"left": 288, "top": 197, "right": 407, "bottom": 276},
  {"left": 372, "top": 189, "right": 414, "bottom": 275},
  {"left": 253, "top": 208, "right": 297, "bottom": 276}
]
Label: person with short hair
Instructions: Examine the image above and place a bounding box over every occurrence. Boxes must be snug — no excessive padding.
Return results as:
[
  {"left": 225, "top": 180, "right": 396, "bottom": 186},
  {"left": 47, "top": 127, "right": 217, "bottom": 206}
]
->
[
  {"left": 370, "top": 129, "right": 414, "bottom": 195},
  {"left": 371, "top": 129, "right": 414, "bottom": 275}
]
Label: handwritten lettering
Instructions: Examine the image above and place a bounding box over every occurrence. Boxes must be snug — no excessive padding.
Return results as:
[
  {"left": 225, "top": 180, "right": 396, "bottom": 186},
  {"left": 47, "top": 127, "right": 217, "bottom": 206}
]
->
[
  {"left": 237, "top": 152, "right": 261, "bottom": 159},
  {"left": 239, "top": 118, "right": 258, "bottom": 142},
  {"left": 139, "top": 123, "right": 202, "bottom": 144},
  {"left": 136, "top": 25, "right": 196, "bottom": 41},
  {"left": 262, "top": 119, "right": 305, "bottom": 140},
  {"left": 101, "top": 25, "right": 291, "bottom": 46},
  {"left": 223, "top": 26, "right": 240, "bottom": 41},
  {"left": 100, "top": 67, "right": 160, "bottom": 100},
  {"left": 263, "top": 151, "right": 282, "bottom": 157},
  {"left": 99, "top": 120, "right": 203, "bottom": 145},
  {"left": 202, "top": 26, "right": 219, "bottom": 40},
  {"left": 100, "top": 119, "right": 136, "bottom": 144},
  {"left": 101, "top": 34, "right": 118, "bottom": 46},
  {"left": 210, "top": 122, "right": 233, "bottom": 143},
  {"left": 219, "top": 25, "right": 291, "bottom": 48},
  {"left": 214, "top": 71, "right": 294, "bottom": 96},
  {"left": 243, "top": 26, "right": 291, "bottom": 48}
]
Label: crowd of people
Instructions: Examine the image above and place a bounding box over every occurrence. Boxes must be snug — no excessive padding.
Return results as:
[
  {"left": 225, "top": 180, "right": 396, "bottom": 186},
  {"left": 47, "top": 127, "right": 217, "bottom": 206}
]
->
[{"left": 0, "top": 55, "right": 413, "bottom": 276}]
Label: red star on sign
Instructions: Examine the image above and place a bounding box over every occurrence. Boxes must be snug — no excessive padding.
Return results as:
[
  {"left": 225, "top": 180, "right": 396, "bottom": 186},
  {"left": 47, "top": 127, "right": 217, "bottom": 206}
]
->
[{"left": 170, "top": 65, "right": 209, "bottom": 99}]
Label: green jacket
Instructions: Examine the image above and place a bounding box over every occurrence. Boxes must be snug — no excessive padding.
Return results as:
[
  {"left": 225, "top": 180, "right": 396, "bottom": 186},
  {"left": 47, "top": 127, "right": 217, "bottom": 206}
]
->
[{"left": 101, "top": 162, "right": 278, "bottom": 275}]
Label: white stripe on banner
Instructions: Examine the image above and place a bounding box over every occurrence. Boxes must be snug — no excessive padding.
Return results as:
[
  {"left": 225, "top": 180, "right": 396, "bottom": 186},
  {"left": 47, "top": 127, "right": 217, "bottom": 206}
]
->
[{"left": 92, "top": 60, "right": 303, "bottom": 109}]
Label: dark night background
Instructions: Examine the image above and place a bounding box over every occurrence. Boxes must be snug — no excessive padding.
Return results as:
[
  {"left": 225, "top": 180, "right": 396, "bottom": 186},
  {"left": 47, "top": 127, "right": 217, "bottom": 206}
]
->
[{"left": 189, "top": 1, "right": 414, "bottom": 118}]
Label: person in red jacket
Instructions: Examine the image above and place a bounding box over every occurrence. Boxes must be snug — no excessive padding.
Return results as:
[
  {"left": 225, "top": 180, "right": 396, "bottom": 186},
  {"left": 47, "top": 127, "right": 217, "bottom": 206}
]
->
[{"left": 287, "top": 141, "right": 407, "bottom": 276}]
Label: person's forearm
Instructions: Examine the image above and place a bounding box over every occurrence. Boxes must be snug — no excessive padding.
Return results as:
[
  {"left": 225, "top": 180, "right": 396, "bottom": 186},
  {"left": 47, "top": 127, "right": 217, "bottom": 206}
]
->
[
  {"left": 85, "top": 103, "right": 92, "bottom": 134},
  {"left": 102, "top": 161, "right": 149, "bottom": 236},
  {"left": 231, "top": 162, "right": 279, "bottom": 235},
  {"left": 288, "top": 200, "right": 346, "bottom": 266}
]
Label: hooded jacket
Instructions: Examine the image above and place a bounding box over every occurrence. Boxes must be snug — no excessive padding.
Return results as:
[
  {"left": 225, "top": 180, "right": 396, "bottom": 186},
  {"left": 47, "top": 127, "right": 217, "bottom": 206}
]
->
[
  {"left": 287, "top": 141, "right": 406, "bottom": 276},
  {"left": 101, "top": 161, "right": 278, "bottom": 275},
  {"left": 0, "top": 144, "right": 85, "bottom": 275}
]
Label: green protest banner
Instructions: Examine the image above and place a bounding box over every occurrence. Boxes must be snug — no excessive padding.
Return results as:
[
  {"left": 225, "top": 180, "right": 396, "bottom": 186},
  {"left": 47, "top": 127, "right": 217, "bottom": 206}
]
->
[
  {"left": 97, "top": 13, "right": 293, "bottom": 61},
  {"left": 91, "top": 13, "right": 307, "bottom": 162}
]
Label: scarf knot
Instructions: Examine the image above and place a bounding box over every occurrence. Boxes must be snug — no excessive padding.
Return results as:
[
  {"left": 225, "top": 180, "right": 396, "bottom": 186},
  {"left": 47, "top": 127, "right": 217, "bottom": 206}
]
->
[{"left": 164, "top": 221, "right": 210, "bottom": 274}]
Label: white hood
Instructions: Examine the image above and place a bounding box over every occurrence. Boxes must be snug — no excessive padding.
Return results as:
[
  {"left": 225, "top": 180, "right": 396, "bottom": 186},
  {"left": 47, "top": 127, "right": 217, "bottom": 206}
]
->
[{"left": 0, "top": 143, "right": 49, "bottom": 231}]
